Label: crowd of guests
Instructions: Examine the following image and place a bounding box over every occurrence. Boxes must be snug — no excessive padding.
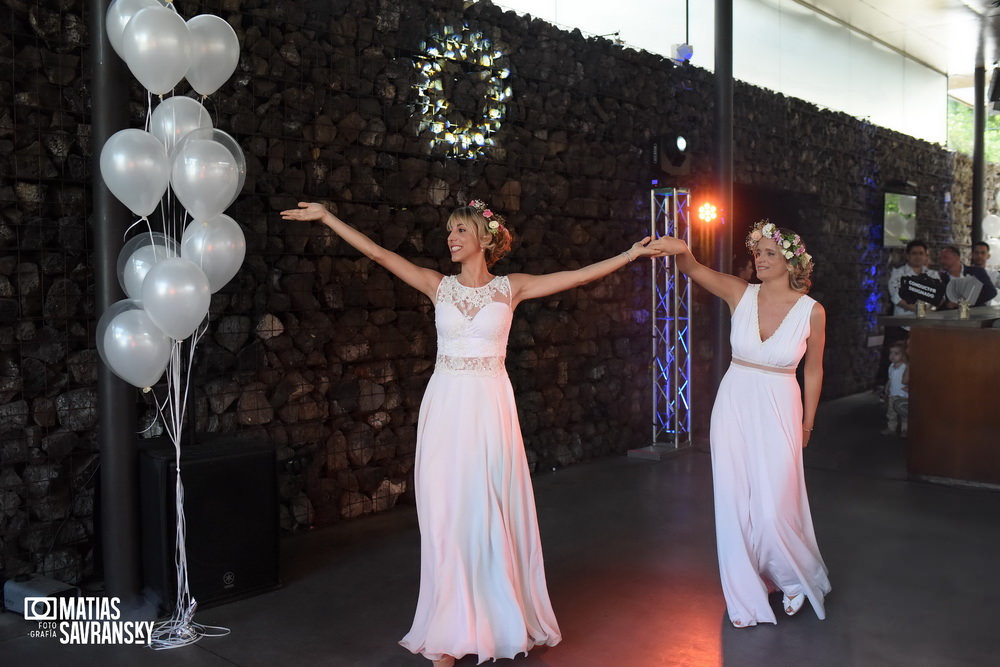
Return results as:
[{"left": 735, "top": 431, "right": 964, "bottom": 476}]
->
[
  {"left": 878, "top": 239, "right": 1000, "bottom": 437},
  {"left": 888, "top": 239, "right": 999, "bottom": 313}
]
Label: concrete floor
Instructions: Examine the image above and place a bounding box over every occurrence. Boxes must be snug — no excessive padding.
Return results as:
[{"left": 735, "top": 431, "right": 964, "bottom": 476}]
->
[{"left": 2, "top": 391, "right": 999, "bottom": 666}]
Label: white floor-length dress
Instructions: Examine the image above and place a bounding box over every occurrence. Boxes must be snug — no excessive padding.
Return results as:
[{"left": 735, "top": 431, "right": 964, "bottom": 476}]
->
[
  {"left": 400, "top": 275, "right": 561, "bottom": 663},
  {"left": 710, "top": 283, "right": 831, "bottom": 627}
]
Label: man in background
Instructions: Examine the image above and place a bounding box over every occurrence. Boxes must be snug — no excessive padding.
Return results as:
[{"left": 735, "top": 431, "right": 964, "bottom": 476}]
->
[
  {"left": 970, "top": 241, "right": 1000, "bottom": 306},
  {"left": 937, "top": 245, "right": 997, "bottom": 308}
]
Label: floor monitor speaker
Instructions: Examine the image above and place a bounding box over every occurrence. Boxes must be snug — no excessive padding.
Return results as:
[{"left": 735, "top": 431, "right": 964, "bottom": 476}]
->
[{"left": 139, "top": 435, "right": 279, "bottom": 612}]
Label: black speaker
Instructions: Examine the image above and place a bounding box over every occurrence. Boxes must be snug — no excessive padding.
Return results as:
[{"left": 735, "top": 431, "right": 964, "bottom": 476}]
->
[{"left": 139, "top": 435, "right": 279, "bottom": 612}]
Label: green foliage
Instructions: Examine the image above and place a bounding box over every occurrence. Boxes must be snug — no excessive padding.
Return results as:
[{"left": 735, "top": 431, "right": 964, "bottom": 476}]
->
[{"left": 947, "top": 97, "right": 1000, "bottom": 162}]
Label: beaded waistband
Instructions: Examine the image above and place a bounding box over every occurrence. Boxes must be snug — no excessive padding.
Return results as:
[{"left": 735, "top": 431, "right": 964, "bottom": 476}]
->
[{"left": 435, "top": 354, "right": 506, "bottom": 377}]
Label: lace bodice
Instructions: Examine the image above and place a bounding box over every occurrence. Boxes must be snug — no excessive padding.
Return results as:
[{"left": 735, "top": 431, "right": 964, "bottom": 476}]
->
[{"left": 434, "top": 275, "right": 512, "bottom": 376}]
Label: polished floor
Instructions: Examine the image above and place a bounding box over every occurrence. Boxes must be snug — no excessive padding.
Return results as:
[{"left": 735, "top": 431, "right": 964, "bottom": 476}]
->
[{"left": 2, "top": 391, "right": 999, "bottom": 666}]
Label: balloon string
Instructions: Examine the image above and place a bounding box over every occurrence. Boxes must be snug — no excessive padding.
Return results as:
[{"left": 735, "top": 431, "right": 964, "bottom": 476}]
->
[
  {"left": 147, "top": 338, "right": 229, "bottom": 650},
  {"left": 123, "top": 216, "right": 149, "bottom": 240}
]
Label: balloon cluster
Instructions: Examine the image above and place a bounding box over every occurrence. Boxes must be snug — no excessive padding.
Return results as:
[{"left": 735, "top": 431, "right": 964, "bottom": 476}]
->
[{"left": 97, "top": 0, "right": 246, "bottom": 391}]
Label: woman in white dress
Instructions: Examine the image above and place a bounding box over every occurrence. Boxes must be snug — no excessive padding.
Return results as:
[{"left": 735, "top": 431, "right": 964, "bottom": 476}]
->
[
  {"left": 651, "top": 220, "right": 831, "bottom": 628},
  {"left": 281, "top": 199, "right": 664, "bottom": 665}
]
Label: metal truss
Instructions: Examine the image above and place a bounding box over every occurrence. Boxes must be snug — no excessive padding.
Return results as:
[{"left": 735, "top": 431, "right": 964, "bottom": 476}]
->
[{"left": 651, "top": 187, "right": 692, "bottom": 449}]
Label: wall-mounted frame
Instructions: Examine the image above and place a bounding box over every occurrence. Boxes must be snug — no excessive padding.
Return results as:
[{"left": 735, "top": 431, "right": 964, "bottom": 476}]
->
[{"left": 883, "top": 192, "right": 916, "bottom": 248}]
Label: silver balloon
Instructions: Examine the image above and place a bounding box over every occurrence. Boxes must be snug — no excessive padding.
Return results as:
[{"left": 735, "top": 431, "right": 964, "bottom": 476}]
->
[
  {"left": 96, "top": 298, "right": 140, "bottom": 370},
  {"left": 121, "top": 6, "right": 192, "bottom": 95},
  {"left": 98, "top": 300, "right": 172, "bottom": 388},
  {"left": 181, "top": 214, "right": 246, "bottom": 292},
  {"left": 117, "top": 232, "right": 180, "bottom": 299},
  {"left": 173, "top": 127, "right": 246, "bottom": 211},
  {"left": 185, "top": 14, "right": 241, "bottom": 96},
  {"left": 105, "top": 0, "right": 161, "bottom": 59},
  {"left": 99, "top": 128, "right": 170, "bottom": 217},
  {"left": 170, "top": 135, "right": 240, "bottom": 221},
  {"left": 150, "top": 96, "right": 213, "bottom": 157},
  {"left": 988, "top": 238, "right": 1000, "bottom": 259},
  {"left": 141, "top": 257, "right": 211, "bottom": 340}
]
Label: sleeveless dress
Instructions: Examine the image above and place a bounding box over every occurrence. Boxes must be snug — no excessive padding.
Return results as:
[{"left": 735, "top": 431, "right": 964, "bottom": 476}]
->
[
  {"left": 399, "top": 274, "right": 562, "bottom": 663},
  {"left": 710, "top": 283, "right": 832, "bottom": 627}
]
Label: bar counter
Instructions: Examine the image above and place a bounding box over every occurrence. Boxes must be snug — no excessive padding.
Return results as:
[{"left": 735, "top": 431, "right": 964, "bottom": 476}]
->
[
  {"left": 878, "top": 307, "right": 1000, "bottom": 486},
  {"left": 878, "top": 305, "right": 1000, "bottom": 328}
]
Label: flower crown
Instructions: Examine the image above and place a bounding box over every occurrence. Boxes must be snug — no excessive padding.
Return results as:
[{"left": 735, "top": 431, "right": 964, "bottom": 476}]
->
[
  {"left": 469, "top": 199, "right": 504, "bottom": 235},
  {"left": 746, "top": 220, "right": 812, "bottom": 267}
]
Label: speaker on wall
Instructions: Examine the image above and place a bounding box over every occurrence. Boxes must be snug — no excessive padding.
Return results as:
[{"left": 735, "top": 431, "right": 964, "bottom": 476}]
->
[{"left": 139, "top": 435, "right": 279, "bottom": 612}]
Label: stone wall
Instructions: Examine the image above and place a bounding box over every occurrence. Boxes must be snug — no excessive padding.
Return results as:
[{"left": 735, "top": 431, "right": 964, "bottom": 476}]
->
[{"left": 0, "top": 0, "right": 964, "bottom": 585}]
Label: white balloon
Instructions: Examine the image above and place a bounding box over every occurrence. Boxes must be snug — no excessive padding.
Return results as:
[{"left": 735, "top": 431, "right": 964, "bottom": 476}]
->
[
  {"left": 96, "top": 298, "right": 141, "bottom": 370},
  {"left": 170, "top": 136, "right": 240, "bottom": 221},
  {"left": 150, "top": 96, "right": 213, "bottom": 157},
  {"left": 105, "top": 0, "right": 161, "bottom": 59},
  {"left": 141, "top": 257, "right": 211, "bottom": 340},
  {"left": 174, "top": 128, "right": 247, "bottom": 209},
  {"left": 186, "top": 14, "right": 241, "bottom": 96},
  {"left": 211, "top": 129, "right": 247, "bottom": 204},
  {"left": 100, "top": 303, "right": 172, "bottom": 388},
  {"left": 99, "top": 128, "right": 170, "bottom": 217},
  {"left": 181, "top": 214, "right": 247, "bottom": 292},
  {"left": 982, "top": 213, "right": 1000, "bottom": 238},
  {"left": 117, "top": 232, "right": 180, "bottom": 299},
  {"left": 988, "top": 238, "right": 1000, "bottom": 259},
  {"left": 121, "top": 6, "right": 192, "bottom": 95}
]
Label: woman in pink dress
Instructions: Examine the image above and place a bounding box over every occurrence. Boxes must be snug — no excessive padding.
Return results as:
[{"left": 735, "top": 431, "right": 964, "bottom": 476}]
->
[
  {"left": 651, "top": 221, "right": 831, "bottom": 628},
  {"left": 282, "top": 199, "right": 663, "bottom": 665}
]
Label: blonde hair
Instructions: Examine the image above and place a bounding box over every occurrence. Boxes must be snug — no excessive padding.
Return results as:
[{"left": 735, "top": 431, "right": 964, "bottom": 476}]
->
[
  {"left": 447, "top": 205, "right": 512, "bottom": 268},
  {"left": 787, "top": 258, "right": 813, "bottom": 293}
]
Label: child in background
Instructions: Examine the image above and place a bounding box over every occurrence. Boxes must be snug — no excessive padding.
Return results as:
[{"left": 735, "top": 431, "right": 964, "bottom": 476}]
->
[{"left": 881, "top": 341, "right": 909, "bottom": 437}]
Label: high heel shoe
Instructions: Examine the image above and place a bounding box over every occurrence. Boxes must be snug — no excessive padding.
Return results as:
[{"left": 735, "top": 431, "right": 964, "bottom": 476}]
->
[
  {"left": 432, "top": 657, "right": 455, "bottom": 667},
  {"left": 782, "top": 592, "right": 805, "bottom": 616}
]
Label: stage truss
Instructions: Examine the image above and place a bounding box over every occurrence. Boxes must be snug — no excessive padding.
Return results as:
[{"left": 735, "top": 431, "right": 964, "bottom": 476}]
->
[{"left": 651, "top": 187, "right": 692, "bottom": 449}]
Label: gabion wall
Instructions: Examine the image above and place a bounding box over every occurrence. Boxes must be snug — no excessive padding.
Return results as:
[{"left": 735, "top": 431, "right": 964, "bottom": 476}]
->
[{"left": 0, "top": 0, "right": 962, "bottom": 585}]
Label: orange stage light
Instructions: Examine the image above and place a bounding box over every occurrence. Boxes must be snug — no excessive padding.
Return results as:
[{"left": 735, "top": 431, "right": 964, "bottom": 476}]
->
[{"left": 698, "top": 202, "right": 718, "bottom": 222}]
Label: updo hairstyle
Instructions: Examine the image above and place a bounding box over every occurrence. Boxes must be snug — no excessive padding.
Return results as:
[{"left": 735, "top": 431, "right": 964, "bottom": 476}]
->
[{"left": 448, "top": 202, "right": 513, "bottom": 268}]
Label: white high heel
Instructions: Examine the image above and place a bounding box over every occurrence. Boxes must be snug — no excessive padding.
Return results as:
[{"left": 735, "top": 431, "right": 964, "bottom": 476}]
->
[{"left": 783, "top": 592, "right": 805, "bottom": 616}]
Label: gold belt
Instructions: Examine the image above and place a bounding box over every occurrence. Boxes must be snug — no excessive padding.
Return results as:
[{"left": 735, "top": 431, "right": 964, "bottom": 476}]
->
[{"left": 731, "top": 357, "right": 796, "bottom": 375}]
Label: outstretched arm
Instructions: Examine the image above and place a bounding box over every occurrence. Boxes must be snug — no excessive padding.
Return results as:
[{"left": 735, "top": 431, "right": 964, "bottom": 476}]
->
[
  {"left": 509, "top": 237, "right": 664, "bottom": 306},
  {"left": 647, "top": 237, "right": 747, "bottom": 311},
  {"left": 801, "top": 302, "right": 826, "bottom": 448},
  {"left": 280, "top": 202, "right": 442, "bottom": 300}
]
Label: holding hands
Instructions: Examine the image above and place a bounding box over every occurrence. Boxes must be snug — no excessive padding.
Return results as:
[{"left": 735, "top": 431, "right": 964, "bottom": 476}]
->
[
  {"left": 624, "top": 236, "right": 687, "bottom": 262},
  {"left": 646, "top": 236, "right": 690, "bottom": 257}
]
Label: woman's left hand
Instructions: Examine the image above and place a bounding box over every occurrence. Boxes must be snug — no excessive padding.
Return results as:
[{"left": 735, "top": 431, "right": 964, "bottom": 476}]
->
[{"left": 802, "top": 428, "right": 812, "bottom": 448}]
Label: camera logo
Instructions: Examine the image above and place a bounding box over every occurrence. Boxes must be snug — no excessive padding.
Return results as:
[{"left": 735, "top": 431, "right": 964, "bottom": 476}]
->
[{"left": 23, "top": 597, "right": 58, "bottom": 621}]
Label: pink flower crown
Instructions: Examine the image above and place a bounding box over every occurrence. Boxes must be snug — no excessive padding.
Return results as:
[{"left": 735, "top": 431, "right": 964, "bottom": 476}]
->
[
  {"left": 746, "top": 219, "right": 812, "bottom": 267},
  {"left": 468, "top": 199, "right": 504, "bottom": 234}
]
